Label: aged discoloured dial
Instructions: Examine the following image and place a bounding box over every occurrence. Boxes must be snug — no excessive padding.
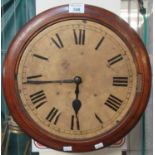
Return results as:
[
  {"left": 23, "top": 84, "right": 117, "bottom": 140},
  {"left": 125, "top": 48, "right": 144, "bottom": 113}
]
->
[{"left": 17, "top": 20, "right": 137, "bottom": 140}]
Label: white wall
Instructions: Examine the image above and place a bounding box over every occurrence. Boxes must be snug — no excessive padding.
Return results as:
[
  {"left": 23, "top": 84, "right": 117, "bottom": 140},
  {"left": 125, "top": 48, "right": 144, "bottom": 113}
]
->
[{"left": 36, "top": 0, "right": 121, "bottom": 15}]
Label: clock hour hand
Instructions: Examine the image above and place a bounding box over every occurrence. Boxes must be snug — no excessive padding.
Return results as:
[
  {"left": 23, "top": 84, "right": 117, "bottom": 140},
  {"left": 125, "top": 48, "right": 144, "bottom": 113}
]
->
[
  {"left": 72, "top": 76, "right": 82, "bottom": 114},
  {"left": 73, "top": 76, "right": 82, "bottom": 99},
  {"left": 71, "top": 76, "right": 82, "bottom": 130},
  {"left": 72, "top": 99, "right": 81, "bottom": 130},
  {"left": 72, "top": 99, "right": 81, "bottom": 116},
  {"left": 75, "top": 84, "right": 79, "bottom": 99}
]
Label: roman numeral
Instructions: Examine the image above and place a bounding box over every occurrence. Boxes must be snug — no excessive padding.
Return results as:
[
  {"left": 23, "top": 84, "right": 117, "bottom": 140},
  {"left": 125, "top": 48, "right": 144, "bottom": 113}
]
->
[
  {"left": 71, "top": 115, "right": 74, "bottom": 130},
  {"left": 95, "top": 36, "right": 105, "bottom": 50},
  {"left": 105, "top": 95, "right": 123, "bottom": 111},
  {"left": 30, "top": 90, "right": 47, "bottom": 109},
  {"left": 27, "top": 74, "right": 42, "bottom": 80},
  {"left": 46, "top": 107, "right": 61, "bottom": 125},
  {"left": 33, "top": 54, "right": 48, "bottom": 61},
  {"left": 108, "top": 54, "right": 123, "bottom": 66},
  {"left": 95, "top": 113, "right": 103, "bottom": 124},
  {"left": 73, "top": 29, "right": 85, "bottom": 45},
  {"left": 71, "top": 115, "right": 80, "bottom": 130},
  {"left": 51, "top": 33, "right": 64, "bottom": 48},
  {"left": 113, "top": 77, "right": 128, "bottom": 87}
]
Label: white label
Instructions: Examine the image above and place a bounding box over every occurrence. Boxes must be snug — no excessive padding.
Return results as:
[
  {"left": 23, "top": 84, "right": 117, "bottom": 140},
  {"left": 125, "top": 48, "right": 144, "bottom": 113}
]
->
[
  {"left": 94, "top": 142, "right": 104, "bottom": 149},
  {"left": 69, "top": 3, "right": 84, "bottom": 13},
  {"left": 63, "top": 146, "right": 72, "bottom": 152}
]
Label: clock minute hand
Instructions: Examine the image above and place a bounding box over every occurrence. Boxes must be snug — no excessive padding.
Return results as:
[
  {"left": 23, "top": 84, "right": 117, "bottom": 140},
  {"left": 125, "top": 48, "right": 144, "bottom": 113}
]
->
[
  {"left": 24, "top": 79, "right": 75, "bottom": 84},
  {"left": 24, "top": 76, "right": 82, "bottom": 85}
]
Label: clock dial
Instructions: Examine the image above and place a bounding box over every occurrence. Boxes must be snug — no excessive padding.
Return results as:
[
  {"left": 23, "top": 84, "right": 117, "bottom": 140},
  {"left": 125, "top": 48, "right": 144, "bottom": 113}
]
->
[
  {"left": 17, "top": 20, "right": 137, "bottom": 139},
  {"left": 3, "top": 5, "right": 151, "bottom": 152}
]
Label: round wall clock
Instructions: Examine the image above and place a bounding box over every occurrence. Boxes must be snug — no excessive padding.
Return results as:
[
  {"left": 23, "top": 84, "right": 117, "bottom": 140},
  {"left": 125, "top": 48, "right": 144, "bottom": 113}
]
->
[{"left": 3, "top": 5, "right": 151, "bottom": 152}]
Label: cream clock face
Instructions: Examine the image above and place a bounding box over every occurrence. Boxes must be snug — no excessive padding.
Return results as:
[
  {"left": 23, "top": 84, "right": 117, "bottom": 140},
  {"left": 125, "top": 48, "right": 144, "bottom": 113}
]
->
[{"left": 17, "top": 20, "right": 137, "bottom": 140}]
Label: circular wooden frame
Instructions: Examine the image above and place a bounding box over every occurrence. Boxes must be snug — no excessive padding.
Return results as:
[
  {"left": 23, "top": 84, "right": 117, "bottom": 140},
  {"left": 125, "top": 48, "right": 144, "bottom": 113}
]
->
[{"left": 3, "top": 5, "right": 151, "bottom": 152}]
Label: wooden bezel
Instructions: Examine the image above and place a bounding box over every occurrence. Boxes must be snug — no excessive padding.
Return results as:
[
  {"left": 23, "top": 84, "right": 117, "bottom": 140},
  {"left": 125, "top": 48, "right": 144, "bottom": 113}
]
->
[{"left": 2, "top": 5, "right": 151, "bottom": 152}]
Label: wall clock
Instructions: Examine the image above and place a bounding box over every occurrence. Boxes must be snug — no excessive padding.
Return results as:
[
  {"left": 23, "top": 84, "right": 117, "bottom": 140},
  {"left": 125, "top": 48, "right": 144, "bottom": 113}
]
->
[{"left": 3, "top": 4, "right": 151, "bottom": 152}]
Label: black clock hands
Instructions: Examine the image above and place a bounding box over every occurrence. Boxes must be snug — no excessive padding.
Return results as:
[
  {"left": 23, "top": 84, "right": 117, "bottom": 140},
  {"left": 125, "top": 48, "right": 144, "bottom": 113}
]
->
[
  {"left": 72, "top": 99, "right": 81, "bottom": 130},
  {"left": 24, "top": 76, "right": 82, "bottom": 84},
  {"left": 24, "top": 79, "right": 75, "bottom": 84},
  {"left": 72, "top": 76, "right": 82, "bottom": 113},
  {"left": 24, "top": 75, "right": 83, "bottom": 130},
  {"left": 74, "top": 76, "right": 82, "bottom": 99},
  {"left": 72, "top": 76, "right": 82, "bottom": 130}
]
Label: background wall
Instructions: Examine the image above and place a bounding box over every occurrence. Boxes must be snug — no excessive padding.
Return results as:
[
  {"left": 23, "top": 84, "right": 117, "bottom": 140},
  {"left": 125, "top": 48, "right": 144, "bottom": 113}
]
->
[
  {"left": 1, "top": 1, "right": 36, "bottom": 155},
  {"left": 36, "top": 0, "right": 121, "bottom": 15},
  {"left": 121, "top": 1, "right": 153, "bottom": 155},
  {"left": 127, "top": 0, "right": 153, "bottom": 155}
]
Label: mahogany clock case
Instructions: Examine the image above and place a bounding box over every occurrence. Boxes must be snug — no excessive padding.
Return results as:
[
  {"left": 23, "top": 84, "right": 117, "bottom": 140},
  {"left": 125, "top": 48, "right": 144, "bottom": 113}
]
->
[{"left": 2, "top": 5, "right": 151, "bottom": 152}]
